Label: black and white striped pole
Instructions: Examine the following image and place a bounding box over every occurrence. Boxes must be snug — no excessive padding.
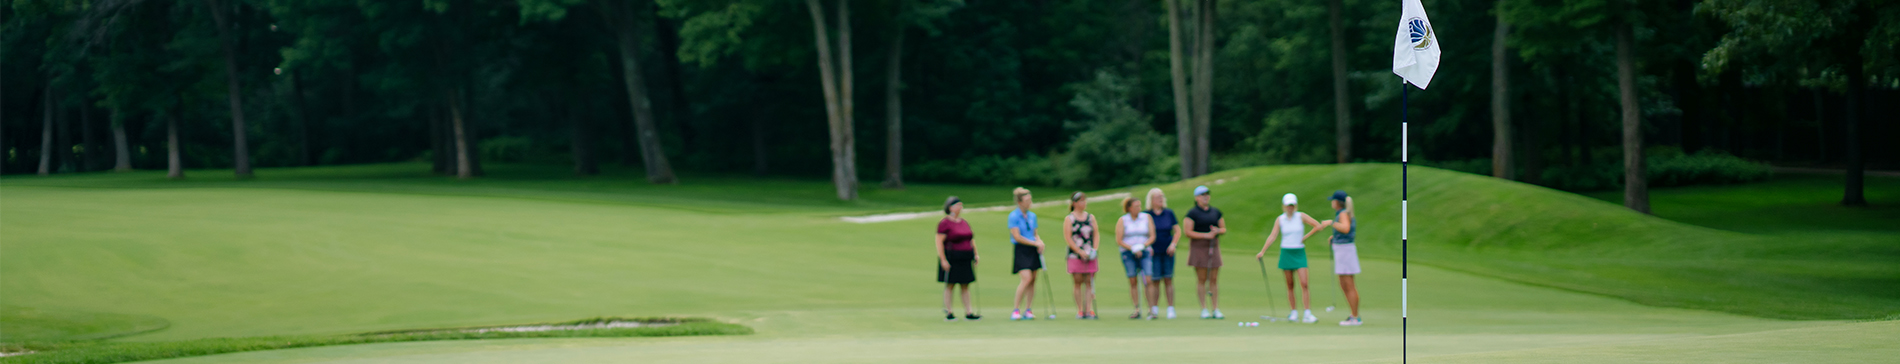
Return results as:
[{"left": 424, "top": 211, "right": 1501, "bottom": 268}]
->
[{"left": 1401, "top": 81, "right": 1410, "bottom": 364}]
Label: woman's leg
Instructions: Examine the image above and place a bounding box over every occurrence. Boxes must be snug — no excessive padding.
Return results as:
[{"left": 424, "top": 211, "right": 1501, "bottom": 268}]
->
[
  {"left": 1140, "top": 275, "right": 1154, "bottom": 311},
  {"left": 1161, "top": 277, "right": 1176, "bottom": 308},
  {"left": 944, "top": 284, "right": 955, "bottom": 313},
  {"left": 1296, "top": 268, "right": 1311, "bottom": 310},
  {"left": 1072, "top": 273, "right": 1088, "bottom": 315},
  {"left": 1194, "top": 267, "right": 1210, "bottom": 310},
  {"left": 1283, "top": 269, "right": 1299, "bottom": 309},
  {"left": 1127, "top": 276, "right": 1141, "bottom": 311},
  {"left": 1206, "top": 268, "right": 1220, "bottom": 310},
  {"left": 1340, "top": 274, "right": 1360, "bottom": 317},
  {"left": 958, "top": 283, "right": 974, "bottom": 315},
  {"left": 1016, "top": 270, "right": 1035, "bottom": 310}
]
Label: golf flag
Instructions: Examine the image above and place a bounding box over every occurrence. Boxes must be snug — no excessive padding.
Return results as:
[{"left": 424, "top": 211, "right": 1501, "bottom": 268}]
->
[{"left": 1391, "top": 0, "right": 1441, "bottom": 89}]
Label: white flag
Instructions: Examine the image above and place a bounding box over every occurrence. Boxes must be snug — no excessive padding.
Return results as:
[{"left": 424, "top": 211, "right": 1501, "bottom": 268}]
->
[{"left": 1391, "top": 0, "right": 1441, "bottom": 89}]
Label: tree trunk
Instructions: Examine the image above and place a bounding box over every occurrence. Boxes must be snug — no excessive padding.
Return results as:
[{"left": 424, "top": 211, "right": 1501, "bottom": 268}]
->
[
  {"left": 38, "top": 84, "right": 54, "bottom": 176},
  {"left": 609, "top": 4, "right": 678, "bottom": 184},
  {"left": 203, "top": 0, "right": 252, "bottom": 178},
  {"left": 1490, "top": 11, "right": 1514, "bottom": 180},
  {"left": 57, "top": 95, "right": 73, "bottom": 173},
  {"left": 168, "top": 101, "right": 185, "bottom": 179},
  {"left": 430, "top": 102, "right": 449, "bottom": 174},
  {"left": 112, "top": 110, "right": 132, "bottom": 172},
  {"left": 752, "top": 117, "right": 769, "bottom": 176},
  {"left": 1191, "top": 0, "right": 1214, "bottom": 176},
  {"left": 654, "top": 3, "right": 693, "bottom": 153},
  {"left": 1167, "top": 0, "right": 1193, "bottom": 179},
  {"left": 1615, "top": 24, "right": 1648, "bottom": 213},
  {"left": 448, "top": 90, "right": 473, "bottom": 179},
  {"left": 1840, "top": 44, "right": 1866, "bottom": 206},
  {"left": 81, "top": 104, "right": 98, "bottom": 171},
  {"left": 570, "top": 99, "right": 598, "bottom": 176},
  {"left": 806, "top": 0, "right": 857, "bottom": 200},
  {"left": 882, "top": 7, "right": 905, "bottom": 190},
  {"left": 288, "top": 72, "right": 312, "bottom": 166},
  {"left": 1329, "top": 0, "right": 1352, "bottom": 164},
  {"left": 837, "top": 0, "right": 859, "bottom": 196}
]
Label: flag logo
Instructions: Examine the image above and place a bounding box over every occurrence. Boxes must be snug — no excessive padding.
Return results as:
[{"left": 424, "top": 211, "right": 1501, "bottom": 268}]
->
[{"left": 1407, "top": 18, "right": 1434, "bottom": 51}]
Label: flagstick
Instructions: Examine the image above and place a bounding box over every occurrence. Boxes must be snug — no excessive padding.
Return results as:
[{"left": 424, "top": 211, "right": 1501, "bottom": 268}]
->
[{"left": 1401, "top": 81, "right": 1410, "bottom": 364}]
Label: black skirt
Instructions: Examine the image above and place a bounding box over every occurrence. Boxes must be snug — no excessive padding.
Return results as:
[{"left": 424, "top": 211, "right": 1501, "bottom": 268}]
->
[
  {"left": 1011, "top": 243, "right": 1043, "bottom": 273},
  {"left": 938, "top": 249, "right": 976, "bottom": 284}
]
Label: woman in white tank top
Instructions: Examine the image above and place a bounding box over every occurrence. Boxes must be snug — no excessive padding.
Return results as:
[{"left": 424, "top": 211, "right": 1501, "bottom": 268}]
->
[
  {"left": 1256, "top": 193, "right": 1324, "bottom": 323},
  {"left": 1115, "top": 198, "right": 1158, "bottom": 319}
]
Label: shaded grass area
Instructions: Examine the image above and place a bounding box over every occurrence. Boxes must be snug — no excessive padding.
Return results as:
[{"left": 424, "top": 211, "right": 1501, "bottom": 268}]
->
[
  {"left": 0, "top": 318, "right": 748, "bottom": 364},
  {"left": 0, "top": 163, "right": 1041, "bottom": 215}
]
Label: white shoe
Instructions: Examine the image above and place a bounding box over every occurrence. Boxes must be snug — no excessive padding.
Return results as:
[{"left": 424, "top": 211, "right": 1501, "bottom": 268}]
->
[
  {"left": 1302, "top": 310, "right": 1318, "bottom": 324},
  {"left": 1166, "top": 306, "right": 1177, "bottom": 319},
  {"left": 1287, "top": 311, "right": 1300, "bottom": 321},
  {"left": 1339, "top": 317, "right": 1362, "bottom": 326},
  {"left": 1212, "top": 309, "right": 1224, "bottom": 319},
  {"left": 1151, "top": 306, "right": 1160, "bottom": 316},
  {"left": 1201, "top": 309, "right": 1212, "bottom": 319}
]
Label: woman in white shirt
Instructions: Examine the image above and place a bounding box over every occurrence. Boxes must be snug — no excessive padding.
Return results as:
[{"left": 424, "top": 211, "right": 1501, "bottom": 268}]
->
[
  {"left": 1115, "top": 198, "right": 1158, "bottom": 319},
  {"left": 1256, "top": 193, "right": 1325, "bottom": 324}
]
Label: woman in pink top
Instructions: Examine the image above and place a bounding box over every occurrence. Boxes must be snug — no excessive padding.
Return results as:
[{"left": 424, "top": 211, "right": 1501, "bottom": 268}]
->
[{"left": 936, "top": 196, "right": 981, "bottom": 321}]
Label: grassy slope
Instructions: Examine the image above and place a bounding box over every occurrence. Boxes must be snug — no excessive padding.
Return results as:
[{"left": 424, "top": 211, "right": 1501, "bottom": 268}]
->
[{"left": 2, "top": 163, "right": 1894, "bottom": 363}]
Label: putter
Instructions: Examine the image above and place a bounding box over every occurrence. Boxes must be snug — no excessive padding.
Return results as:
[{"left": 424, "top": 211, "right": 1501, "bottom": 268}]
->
[{"left": 1256, "top": 257, "right": 1283, "bottom": 322}]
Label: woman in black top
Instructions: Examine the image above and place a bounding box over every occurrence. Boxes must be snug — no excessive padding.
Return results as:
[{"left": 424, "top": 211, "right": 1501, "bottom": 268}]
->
[{"left": 1182, "top": 185, "right": 1227, "bottom": 319}]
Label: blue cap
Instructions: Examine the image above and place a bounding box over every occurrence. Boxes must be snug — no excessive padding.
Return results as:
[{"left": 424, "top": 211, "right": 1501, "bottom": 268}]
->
[
  {"left": 1331, "top": 190, "right": 1349, "bottom": 201},
  {"left": 1193, "top": 186, "right": 1211, "bottom": 196}
]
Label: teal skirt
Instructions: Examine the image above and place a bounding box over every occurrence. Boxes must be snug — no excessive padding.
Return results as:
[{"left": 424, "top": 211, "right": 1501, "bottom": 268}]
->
[{"left": 1277, "top": 248, "right": 1308, "bottom": 270}]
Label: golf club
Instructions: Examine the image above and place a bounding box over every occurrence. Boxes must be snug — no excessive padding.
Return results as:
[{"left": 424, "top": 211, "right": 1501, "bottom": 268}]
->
[
  {"left": 974, "top": 260, "right": 982, "bottom": 318},
  {"left": 1327, "top": 272, "right": 1338, "bottom": 313},
  {"left": 1040, "top": 256, "right": 1057, "bottom": 320},
  {"left": 1256, "top": 257, "right": 1283, "bottom": 322}
]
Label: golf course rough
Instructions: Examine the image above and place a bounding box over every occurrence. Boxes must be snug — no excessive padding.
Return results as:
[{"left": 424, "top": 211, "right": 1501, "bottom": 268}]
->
[{"left": 1, "top": 163, "right": 1894, "bottom": 363}]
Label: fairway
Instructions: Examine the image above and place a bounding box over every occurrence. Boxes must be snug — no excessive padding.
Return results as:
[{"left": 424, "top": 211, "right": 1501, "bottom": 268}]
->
[{"left": 3, "top": 164, "right": 1896, "bottom": 363}]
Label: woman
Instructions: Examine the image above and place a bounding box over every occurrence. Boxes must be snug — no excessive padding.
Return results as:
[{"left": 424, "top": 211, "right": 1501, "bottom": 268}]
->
[
  {"left": 1256, "top": 193, "right": 1325, "bottom": 324},
  {"left": 1115, "top": 197, "right": 1157, "bottom": 319},
  {"left": 1062, "top": 192, "right": 1100, "bottom": 319},
  {"left": 1008, "top": 187, "right": 1046, "bottom": 321},
  {"left": 936, "top": 196, "right": 981, "bottom": 321},
  {"left": 1320, "top": 191, "right": 1361, "bottom": 326},
  {"left": 1145, "top": 188, "right": 1183, "bottom": 319},
  {"left": 1182, "top": 186, "right": 1227, "bottom": 319}
]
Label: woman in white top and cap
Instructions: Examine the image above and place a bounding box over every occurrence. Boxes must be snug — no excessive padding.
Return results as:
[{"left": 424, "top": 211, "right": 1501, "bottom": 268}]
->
[{"left": 1256, "top": 193, "right": 1325, "bottom": 324}]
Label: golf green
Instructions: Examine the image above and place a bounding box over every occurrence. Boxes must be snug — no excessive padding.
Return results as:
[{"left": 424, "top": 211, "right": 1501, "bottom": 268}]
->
[{"left": 2, "top": 163, "right": 1893, "bottom": 363}]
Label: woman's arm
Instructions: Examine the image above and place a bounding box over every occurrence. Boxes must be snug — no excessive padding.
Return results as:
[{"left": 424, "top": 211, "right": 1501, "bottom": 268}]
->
[
  {"left": 1257, "top": 219, "right": 1282, "bottom": 258},
  {"left": 1144, "top": 218, "right": 1157, "bottom": 246},
  {"left": 1182, "top": 218, "right": 1203, "bottom": 239},
  {"left": 1168, "top": 222, "right": 1182, "bottom": 256},
  {"left": 1330, "top": 211, "right": 1352, "bottom": 234},
  {"left": 1010, "top": 227, "right": 1041, "bottom": 249},
  {"left": 1300, "top": 213, "right": 1328, "bottom": 242},
  {"left": 936, "top": 233, "right": 950, "bottom": 270},
  {"left": 1116, "top": 217, "right": 1133, "bottom": 251},
  {"left": 1215, "top": 218, "right": 1228, "bottom": 236}
]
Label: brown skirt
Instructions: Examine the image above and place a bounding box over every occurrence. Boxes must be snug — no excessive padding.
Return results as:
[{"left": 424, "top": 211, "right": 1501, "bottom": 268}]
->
[{"left": 1187, "top": 238, "right": 1222, "bottom": 268}]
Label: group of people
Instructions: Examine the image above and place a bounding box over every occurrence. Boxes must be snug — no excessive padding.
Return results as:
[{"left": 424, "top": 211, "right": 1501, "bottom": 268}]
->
[{"left": 933, "top": 186, "right": 1364, "bottom": 326}]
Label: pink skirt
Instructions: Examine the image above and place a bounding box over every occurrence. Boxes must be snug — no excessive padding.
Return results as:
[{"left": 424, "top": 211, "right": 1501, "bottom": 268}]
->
[{"left": 1067, "top": 257, "right": 1099, "bottom": 274}]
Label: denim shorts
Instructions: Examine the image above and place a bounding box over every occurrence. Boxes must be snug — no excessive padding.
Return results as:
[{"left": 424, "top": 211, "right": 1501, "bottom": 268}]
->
[{"left": 1121, "top": 249, "right": 1154, "bottom": 278}]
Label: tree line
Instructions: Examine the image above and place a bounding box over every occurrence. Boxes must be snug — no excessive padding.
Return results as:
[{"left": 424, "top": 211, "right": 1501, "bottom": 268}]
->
[{"left": 3, "top": 0, "right": 1895, "bottom": 207}]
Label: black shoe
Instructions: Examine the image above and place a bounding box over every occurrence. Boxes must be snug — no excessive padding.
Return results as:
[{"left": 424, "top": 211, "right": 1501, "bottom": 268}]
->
[
  {"left": 965, "top": 313, "right": 982, "bottom": 320},
  {"left": 946, "top": 312, "right": 957, "bottom": 321}
]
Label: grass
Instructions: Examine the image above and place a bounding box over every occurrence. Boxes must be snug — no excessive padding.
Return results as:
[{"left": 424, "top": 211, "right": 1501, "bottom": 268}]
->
[
  {"left": 0, "top": 318, "right": 749, "bottom": 364},
  {"left": 1, "top": 163, "right": 1895, "bottom": 363}
]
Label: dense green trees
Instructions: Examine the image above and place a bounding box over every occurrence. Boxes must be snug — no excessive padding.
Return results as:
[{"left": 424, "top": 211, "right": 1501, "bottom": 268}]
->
[{"left": 2, "top": 0, "right": 1894, "bottom": 204}]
